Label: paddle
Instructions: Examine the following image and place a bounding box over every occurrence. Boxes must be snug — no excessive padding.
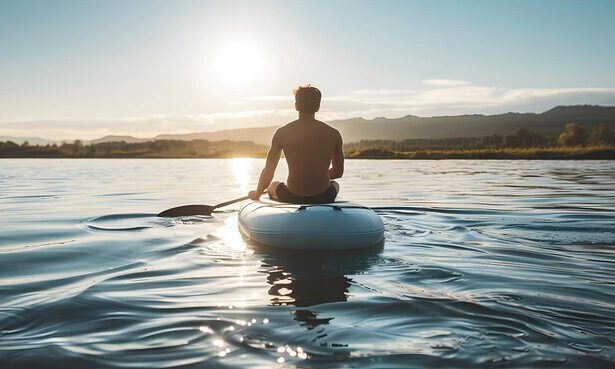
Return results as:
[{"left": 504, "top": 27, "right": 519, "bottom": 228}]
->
[{"left": 157, "top": 191, "right": 266, "bottom": 217}]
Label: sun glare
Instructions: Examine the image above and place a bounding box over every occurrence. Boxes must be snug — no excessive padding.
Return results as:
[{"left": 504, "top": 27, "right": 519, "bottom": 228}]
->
[
  {"left": 231, "top": 158, "right": 253, "bottom": 194},
  {"left": 215, "top": 214, "right": 247, "bottom": 252},
  {"left": 213, "top": 36, "right": 265, "bottom": 88}
]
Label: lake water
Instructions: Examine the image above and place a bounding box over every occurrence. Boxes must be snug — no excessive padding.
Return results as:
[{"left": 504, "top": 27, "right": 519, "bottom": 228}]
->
[{"left": 1, "top": 159, "right": 614, "bottom": 368}]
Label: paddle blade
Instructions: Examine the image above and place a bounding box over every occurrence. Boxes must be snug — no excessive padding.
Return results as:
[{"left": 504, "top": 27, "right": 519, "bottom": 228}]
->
[{"left": 157, "top": 204, "right": 216, "bottom": 217}]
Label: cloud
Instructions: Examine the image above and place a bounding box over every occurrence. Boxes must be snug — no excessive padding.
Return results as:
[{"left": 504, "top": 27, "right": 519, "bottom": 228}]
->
[
  {"left": 2, "top": 81, "right": 615, "bottom": 140},
  {"left": 351, "top": 89, "right": 420, "bottom": 95},
  {"left": 235, "top": 95, "right": 293, "bottom": 102},
  {"left": 421, "top": 79, "right": 469, "bottom": 86},
  {"left": 320, "top": 84, "right": 615, "bottom": 117},
  {"left": 0, "top": 109, "right": 296, "bottom": 141},
  {"left": 377, "top": 86, "right": 612, "bottom": 108}
]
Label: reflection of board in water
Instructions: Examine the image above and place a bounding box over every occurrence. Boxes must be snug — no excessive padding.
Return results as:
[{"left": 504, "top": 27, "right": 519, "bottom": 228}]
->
[
  {"left": 258, "top": 244, "right": 384, "bottom": 308},
  {"left": 259, "top": 244, "right": 383, "bottom": 344},
  {"left": 267, "top": 270, "right": 351, "bottom": 308}
]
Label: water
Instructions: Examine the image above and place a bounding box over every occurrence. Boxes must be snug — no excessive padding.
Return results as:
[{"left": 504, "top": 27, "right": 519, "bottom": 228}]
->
[{"left": 1, "top": 159, "right": 614, "bottom": 368}]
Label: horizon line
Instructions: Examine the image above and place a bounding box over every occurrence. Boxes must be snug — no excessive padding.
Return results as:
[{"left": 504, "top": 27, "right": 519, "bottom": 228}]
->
[{"left": 1, "top": 104, "right": 613, "bottom": 143}]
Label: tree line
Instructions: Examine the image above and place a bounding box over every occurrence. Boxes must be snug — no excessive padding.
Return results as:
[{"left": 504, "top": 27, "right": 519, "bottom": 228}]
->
[
  {"left": 0, "top": 139, "right": 267, "bottom": 158},
  {"left": 2, "top": 122, "right": 614, "bottom": 159},
  {"left": 343, "top": 123, "right": 615, "bottom": 152}
]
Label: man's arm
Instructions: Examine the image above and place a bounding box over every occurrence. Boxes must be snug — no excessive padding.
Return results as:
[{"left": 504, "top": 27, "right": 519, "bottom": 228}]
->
[
  {"left": 249, "top": 130, "right": 282, "bottom": 200},
  {"left": 328, "top": 131, "right": 344, "bottom": 179}
]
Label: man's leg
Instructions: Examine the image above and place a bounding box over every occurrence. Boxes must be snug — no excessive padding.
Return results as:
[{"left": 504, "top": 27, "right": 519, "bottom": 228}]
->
[{"left": 267, "top": 181, "right": 281, "bottom": 200}]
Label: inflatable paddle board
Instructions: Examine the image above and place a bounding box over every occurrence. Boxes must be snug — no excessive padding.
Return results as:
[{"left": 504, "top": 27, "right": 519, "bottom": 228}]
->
[{"left": 238, "top": 199, "right": 384, "bottom": 250}]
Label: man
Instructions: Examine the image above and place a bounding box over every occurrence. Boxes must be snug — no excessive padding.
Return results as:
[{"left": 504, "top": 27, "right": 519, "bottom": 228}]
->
[{"left": 248, "top": 85, "right": 344, "bottom": 204}]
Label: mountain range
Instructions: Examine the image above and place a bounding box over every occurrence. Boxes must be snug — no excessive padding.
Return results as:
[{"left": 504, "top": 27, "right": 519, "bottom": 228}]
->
[
  {"left": 0, "top": 136, "right": 56, "bottom": 146},
  {"left": 3, "top": 105, "right": 615, "bottom": 145}
]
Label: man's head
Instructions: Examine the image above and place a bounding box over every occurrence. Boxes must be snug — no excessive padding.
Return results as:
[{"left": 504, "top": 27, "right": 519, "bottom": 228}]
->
[{"left": 293, "top": 84, "right": 321, "bottom": 113}]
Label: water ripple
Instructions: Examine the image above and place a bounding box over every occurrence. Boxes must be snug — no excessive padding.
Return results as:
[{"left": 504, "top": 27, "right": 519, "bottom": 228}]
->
[{"left": 1, "top": 159, "right": 614, "bottom": 368}]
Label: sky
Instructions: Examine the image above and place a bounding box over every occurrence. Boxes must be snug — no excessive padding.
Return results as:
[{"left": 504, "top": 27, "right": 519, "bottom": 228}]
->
[{"left": 1, "top": 0, "right": 615, "bottom": 140}]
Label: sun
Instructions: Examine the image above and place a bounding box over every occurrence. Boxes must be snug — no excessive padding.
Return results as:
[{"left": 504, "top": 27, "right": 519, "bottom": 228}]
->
[{"left": 212, "top": 36, "right": 265, "bottom": 88}]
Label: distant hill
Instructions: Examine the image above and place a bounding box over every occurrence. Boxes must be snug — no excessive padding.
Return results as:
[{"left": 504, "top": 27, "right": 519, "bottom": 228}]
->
[
  {"left": 154, "top": 126, "right": 278, "bottom": 144},
  {"left": 5, "top": 105, "right": 613, "bottom": 146},
  {"left": 147, "top": 105, "right": 615, "bottom": 144},
  {"left": 329, "top": 105, "right": 615, "bottom": 144},
  {"left": 88, "top": 135, "right": 149, "bottom": 144},
  {"left": 0, "top": 136, "right": 55, "bottom": 145}
]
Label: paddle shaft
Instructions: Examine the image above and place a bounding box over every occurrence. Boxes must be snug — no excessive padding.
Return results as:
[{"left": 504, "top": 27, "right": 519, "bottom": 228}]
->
[
  {"left": 213, "top": 195, "right": 249, "bottom": 210},
  {"left": 215, "top": 190, "right": 267, "bottom": 209},
  {"left": 157, "top": 190, "right": 268, "bottom": 217}
]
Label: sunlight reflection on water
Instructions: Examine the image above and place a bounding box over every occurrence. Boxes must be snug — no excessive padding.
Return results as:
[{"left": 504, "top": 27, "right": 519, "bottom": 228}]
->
[
  {"left": 231, "top": 158, "right": 253, "bottom": 195},
  {"left": 215, "top": 214, "right": 248, "bottom": 252}
]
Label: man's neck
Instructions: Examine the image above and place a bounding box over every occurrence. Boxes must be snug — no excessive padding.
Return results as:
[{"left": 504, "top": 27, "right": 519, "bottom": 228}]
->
[{"left": 298, "top": 112, "right": 316, "bottom": 120}]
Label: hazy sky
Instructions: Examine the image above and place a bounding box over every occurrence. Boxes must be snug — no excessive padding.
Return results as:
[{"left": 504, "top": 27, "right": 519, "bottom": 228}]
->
[{"left": 1, "top": 0, "right": 615, "bottom": 139}]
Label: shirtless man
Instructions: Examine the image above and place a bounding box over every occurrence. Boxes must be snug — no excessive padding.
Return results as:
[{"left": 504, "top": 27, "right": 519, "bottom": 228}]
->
[{"left": 248, "top": 85, "right": 344, "bottom": 204}]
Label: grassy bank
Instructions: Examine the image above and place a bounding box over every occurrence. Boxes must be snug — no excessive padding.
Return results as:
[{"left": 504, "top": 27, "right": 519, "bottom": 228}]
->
[
  {"left": 345, "top": 146, "right": 615, "bottom": 159},
  {"left": 2, "top": 140, "right": 615, "bottom": 159},
  {"left": 0, "top": 140, "right": 267, "bottom": 158}
]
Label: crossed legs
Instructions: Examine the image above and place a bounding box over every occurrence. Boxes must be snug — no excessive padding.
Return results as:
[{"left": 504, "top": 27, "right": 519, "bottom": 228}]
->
[{"left": 267, "top": 181, "right": 339, "bottom": 201}]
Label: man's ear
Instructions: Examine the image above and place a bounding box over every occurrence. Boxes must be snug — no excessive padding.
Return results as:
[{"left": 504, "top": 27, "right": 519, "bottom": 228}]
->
[
  {"left": 314, "top": 104, "right": 320, "bottom": 113},
  {"left": 295, "top": 102, "right": 299, "bottom": 111}
]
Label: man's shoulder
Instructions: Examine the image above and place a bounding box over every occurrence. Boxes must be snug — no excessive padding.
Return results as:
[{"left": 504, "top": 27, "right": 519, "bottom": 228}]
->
[
  {"left": 278, "top": 119, "right": 341, "bottom": 139},
  {"left": 316, "top": 120, "right": 342, "bottom": 138},
  {"left": 275, "top": 120, "right": 299, "bottom": 136},
  {"left": 279, "top": 119, "right": 300, "bottom": 129}
]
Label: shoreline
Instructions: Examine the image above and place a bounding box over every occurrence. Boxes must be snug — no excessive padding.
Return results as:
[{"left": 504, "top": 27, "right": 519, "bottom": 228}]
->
[
  {"left": 345, "top": 147, "right": 615, "bottom": 160},
  {"left": 2, "top": 145, "right": 615, "bottom": 160},
  {"left": 1, "top": 155, "right": 615, "bottom": 160}
]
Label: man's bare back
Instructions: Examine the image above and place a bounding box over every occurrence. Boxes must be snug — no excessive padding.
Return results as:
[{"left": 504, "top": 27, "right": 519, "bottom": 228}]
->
[
  {"left": 248, "top": 85, "right": 344, "bottom": 203},
  {"left": 276, "top": 118, "right": 343, "bottom": 196}
]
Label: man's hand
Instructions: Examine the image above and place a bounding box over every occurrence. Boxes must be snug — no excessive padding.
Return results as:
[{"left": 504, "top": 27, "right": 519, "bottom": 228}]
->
[{"left": 248, "top": 190, "right": 262, "bottom": 201}]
